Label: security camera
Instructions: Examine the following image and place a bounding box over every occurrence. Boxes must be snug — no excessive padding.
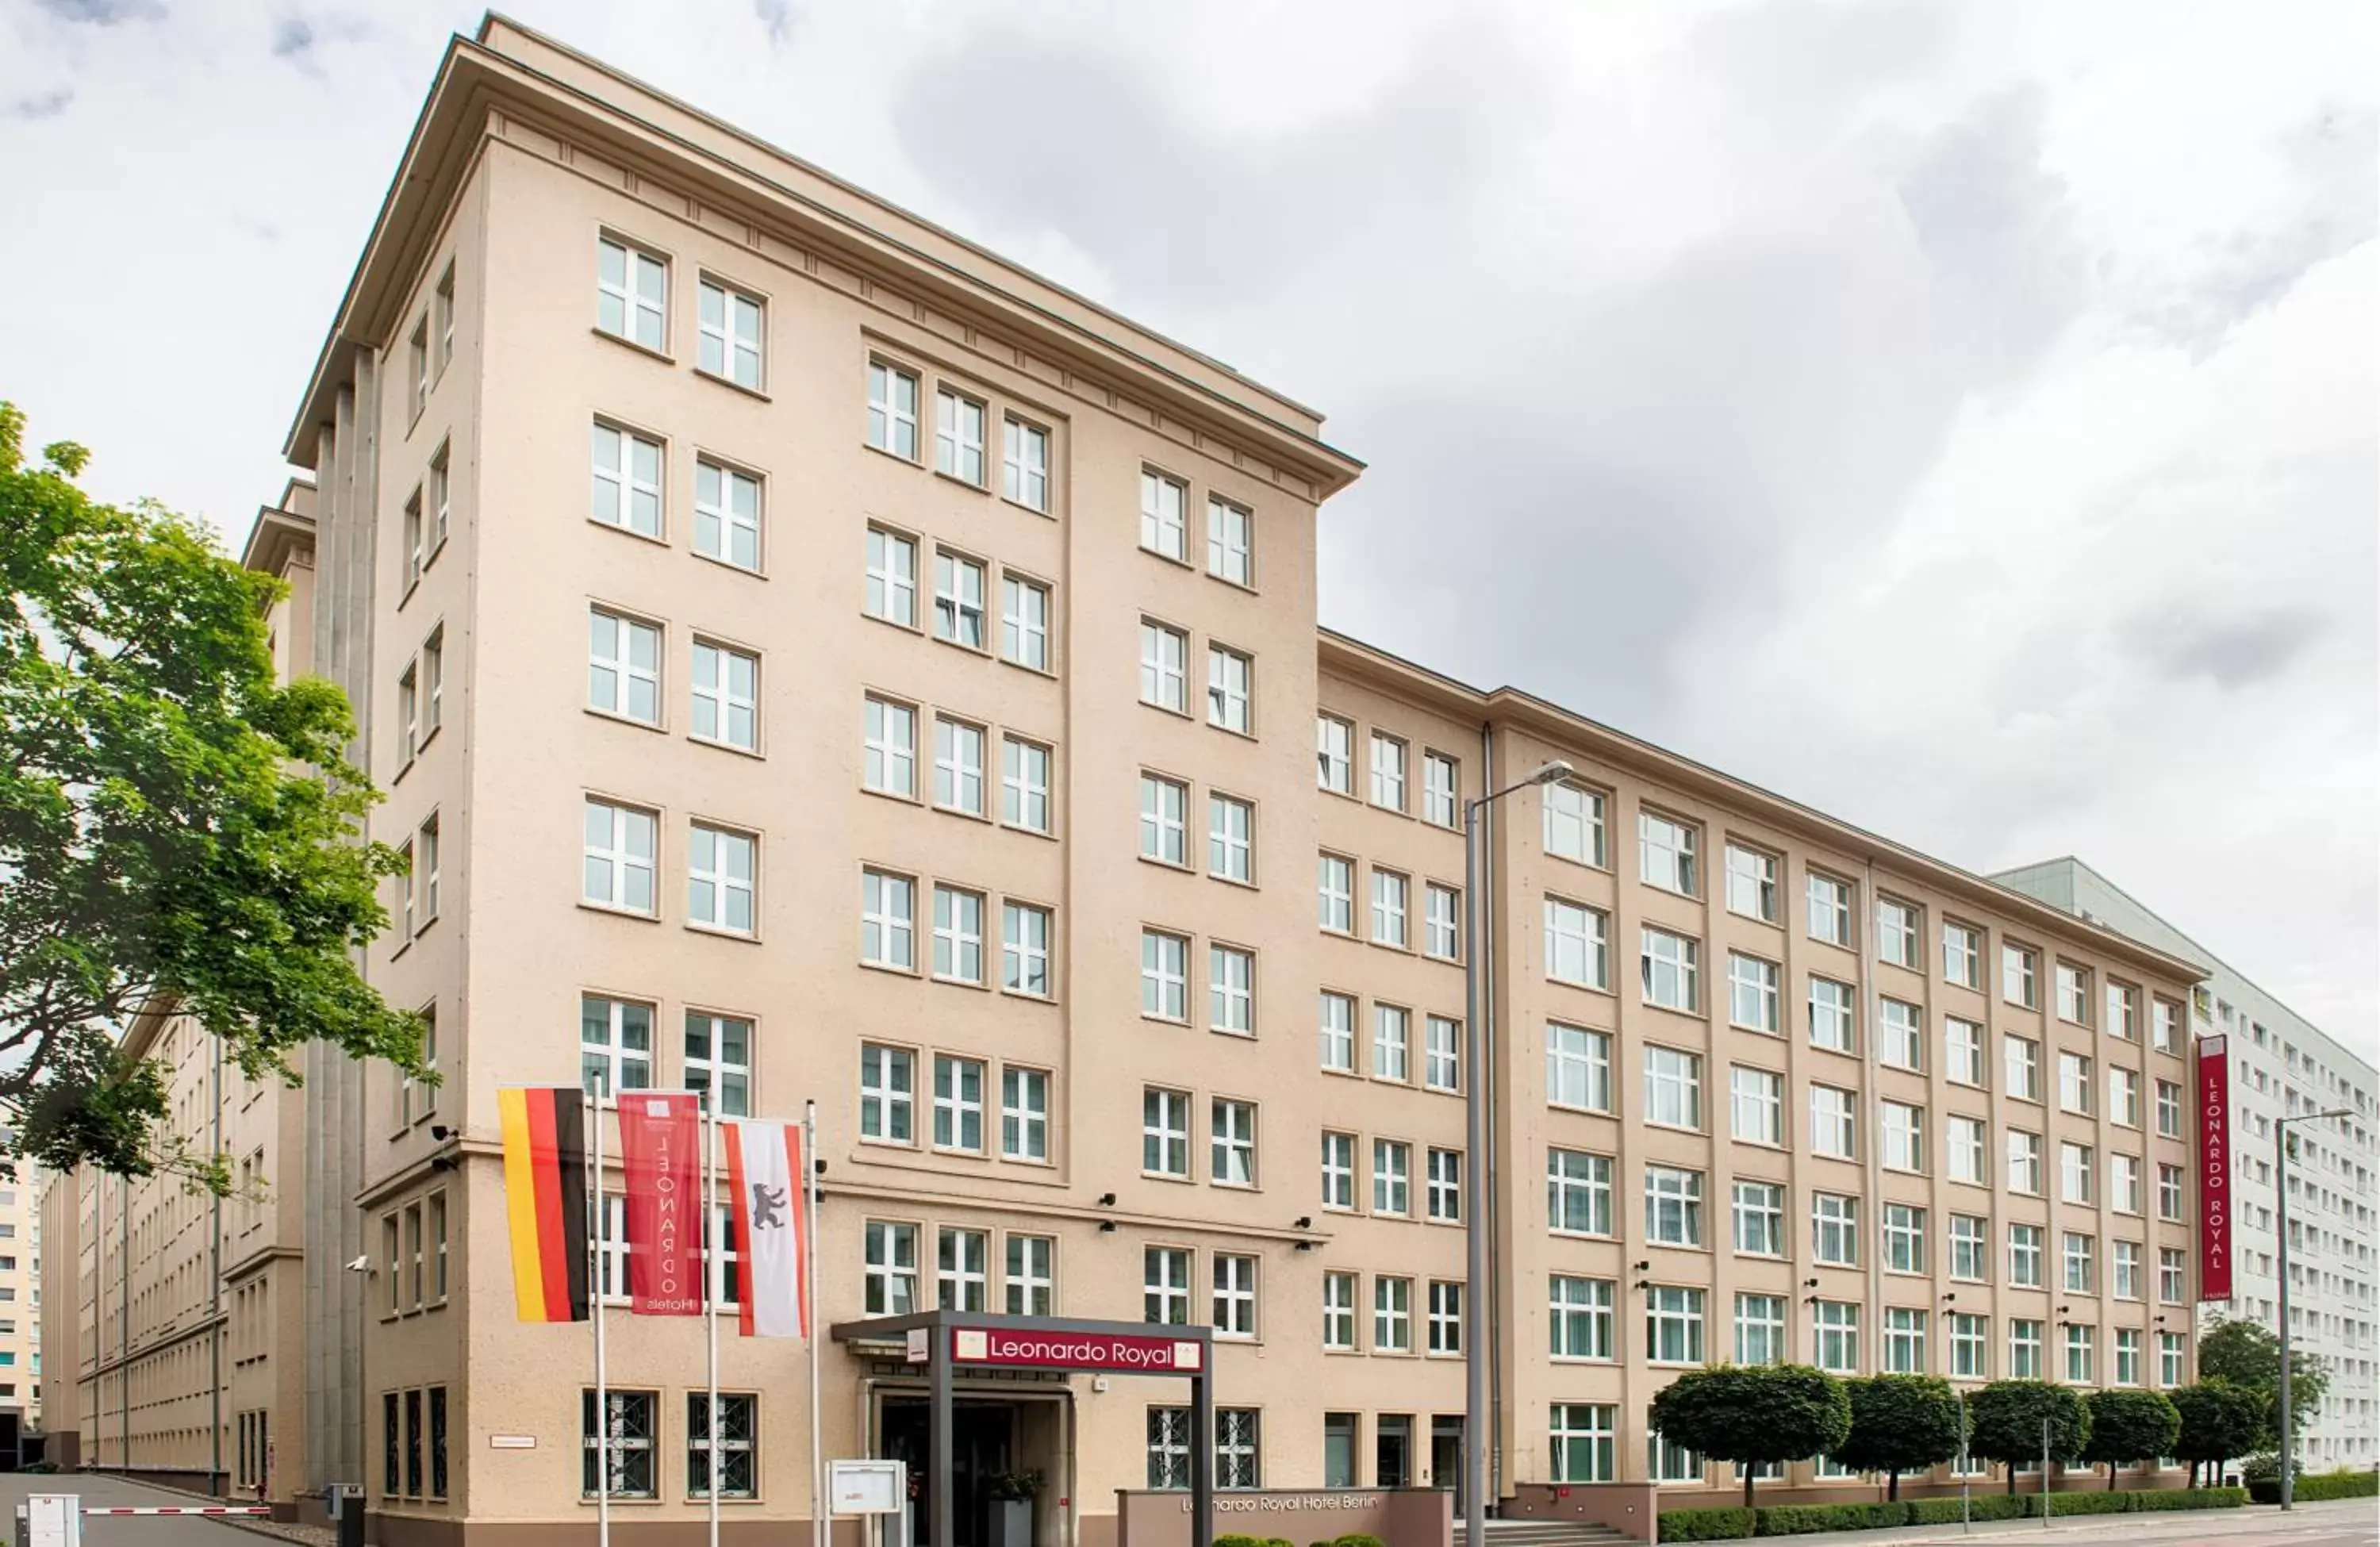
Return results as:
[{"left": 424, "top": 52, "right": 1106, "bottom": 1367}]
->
[{"left": 346, "top": 1254, "right": 373, "bottom": 1273}]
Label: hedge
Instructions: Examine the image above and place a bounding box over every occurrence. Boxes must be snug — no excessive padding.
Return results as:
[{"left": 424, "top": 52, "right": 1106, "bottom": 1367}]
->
[
  {"left": 1656, "top": 1487, "right": 2247, "bottom": 1540},
  {"left": 2247, "top": 1468, "right": 2378, "bottom": 1504}
]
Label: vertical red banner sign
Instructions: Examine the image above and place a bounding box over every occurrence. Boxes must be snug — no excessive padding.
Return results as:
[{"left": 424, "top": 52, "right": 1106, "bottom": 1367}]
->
[
  {"left": 2196, "top": 1035, "right": 2232, "bottom": 1302},
  {"left": 618, "top": 1091, "right": 703, "bottom": 1315}
]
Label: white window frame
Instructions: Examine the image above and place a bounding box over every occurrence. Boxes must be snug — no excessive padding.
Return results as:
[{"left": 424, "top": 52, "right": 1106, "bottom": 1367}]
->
[
  {"left": 1141, "top": 1089, "right": 1191, "bottom": 1179},
  {"left": 689, "top": 639, "right": 758, "bottom": 751},
  {"left": 861, "top": 869, "right": 916, "bottom": 969},
  {"left": 865, "top": 527, "right": 917, "bottom": 627},
  {"left": 1003, "top": 418, "right": 1049, "bottom": 511},
  {"left": 1207, "top": 645, "right": 1253, "bottom": 733},
  {"left": 1140, "top": 774, "right": 1188, "bottom": 866},
  {"left": 931, "top": 1055, "right": 985, "bottom": 1154},
  {"left": 866, "top": 362, "right": 919, "bottom": 461},
  {"left": 1638, "top": 812, "right": 1698, "bottom": 895},
  {"left": 1000, "top": 575, "right": 1051, "bottom": 672},
  {"left": 932, "top": 716, "right": 988, "bottom": 816},
  {"left": 1729, "top": 952, "right": 1780, "bottom": 1033},
  {"left": 590, "top": 421, "right": 663, "bottom": 538},
  {"left": 935, "top": 553, "right": 988, "bottom": 650},
  {"left": 1139, "top": 470, "right": 1188, "bottom": 561},
  {"left": 686, "top": 823, "right": 757, "bottom": 936},
  {"left": 1730, "top": 1065, "right": 1783, "bottom": 1146},
  {"left": 1368, "top": 732, "right": 1407, "bottom": 810},
  {"left": 1640, "top": 927, "right": 1699, "bottom": 1012},
  {"left": 582, "top": 798, "right": 658, "bottom": 915},
  {"left": 696, "top": 277, "right": 763, "bottom": 389},
  {"left": 693, "top": 458, "right": 762, "bottom": 573},
  {"left": 1003, "top": 737, "right": 1051, "bottom": 834},
  {"left": 1140, "top": 621, "right": 1188, "bottom": 712},
  {"left": 931, "top": 885, "right": 985, "bottom": 985},
  {"left": 858, "top": 1045, "right": 914, "bottom": 1144},
  {"left": 1209, "top": 945, "right": 1255, "bottom": 1035},
  {"left": 1545, "top": 897, "right": 1609, "bottom": 989},
  {"left": 1206, "top": 497, "right": 1253, "bottom": 585},
  {"left": 1140, "top": 930, "right": 1189, "bottom": 1022},
  {"left": 1001, "top": 901, "right": 1051, "bottom": 998},
  {"left": 935, "top": 387, "right": 988, "bottom": 486},
  {"left": 596, "top": 236, "right": 666, "bottom": 351},
  {"left": 1546, "top": 1023, "right": 1612, "bottom": 1112},
  {"left": 1319, "top": 992, "right": 1355, "bottom": 1073}
]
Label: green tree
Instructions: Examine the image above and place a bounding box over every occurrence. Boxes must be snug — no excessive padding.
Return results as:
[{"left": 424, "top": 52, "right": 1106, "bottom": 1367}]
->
[
  {"left": 1966, "top": 1380, "right": 2090, "bottom": 1495},
  {"left": 1831, "top": 1375, "right": 1965, "bottom": 1501},
  {"left": 1649, "top": 1365, "right": 1851, "bottom": 1509},
  {"left": 0, "top": 399, "right": 424, "bottom": 1184},
  {"left": 2170, "top": 1381, "right": 2267, "bottom": 1489},
  {"left": 2081, "top": 1389, "right": 2181, "bottom": 1490},
  {"left": 2197, "top": 1315, "right": 2326, "bottom": 1446}
]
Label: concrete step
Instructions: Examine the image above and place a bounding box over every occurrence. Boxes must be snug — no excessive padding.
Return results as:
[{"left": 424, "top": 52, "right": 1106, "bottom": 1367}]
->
[{"left": 1453, "top": 1523, "right": 1636, "bottom": 1547}]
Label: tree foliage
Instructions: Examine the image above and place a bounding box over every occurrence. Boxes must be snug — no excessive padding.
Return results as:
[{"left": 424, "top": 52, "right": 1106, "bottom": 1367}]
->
[
  {"left": 2082, "top": 1390, "right": 2181, "bottom": 1489},
  {"left": 1831, "top": 1376, "right": 1966, "bottom": 1501},
  {"left": 2197, "top": 1315, "right": 2326, "bottom": 1445},
  {"left": 2170, "top": 1381, "right": 2268, "bottom": 1488},
  {"left": 1966, "top": 1381, "right": 2090, "bottom": 1495},
  {"left": 1650, "top": 1365, "right": 1852, "bottom": 1509},
  {"left": 0, "top": 398, "right": 424, "bottom": 1184}
]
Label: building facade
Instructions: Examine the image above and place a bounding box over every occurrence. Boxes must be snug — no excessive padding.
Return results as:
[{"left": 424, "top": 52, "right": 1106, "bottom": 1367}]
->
[
  {"left": 51, "top": 16, "right": 2220, "bottom": 1544},
  {"left": 1996, "top": 858, "right": 2378, "bottom": 1468},
  {"left": 0, "top": 1158, "right": 44, "bottom": 1433}
]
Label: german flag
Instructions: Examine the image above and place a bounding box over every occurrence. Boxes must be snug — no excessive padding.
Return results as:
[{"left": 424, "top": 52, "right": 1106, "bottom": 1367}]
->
[{"left": 499, "top": 1087, "right": 590, "bottom": 1322}]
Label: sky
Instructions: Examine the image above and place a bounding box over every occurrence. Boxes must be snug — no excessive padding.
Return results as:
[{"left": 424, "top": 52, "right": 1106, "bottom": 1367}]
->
[{"left": 4, "top": 0, "right": 2374, "bottom": 1065}]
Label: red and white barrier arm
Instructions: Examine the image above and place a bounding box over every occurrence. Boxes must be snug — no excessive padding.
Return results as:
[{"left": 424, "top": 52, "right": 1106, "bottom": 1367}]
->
[{"left": 79, "top": 1508, "right": 275, "bottom": 1517}]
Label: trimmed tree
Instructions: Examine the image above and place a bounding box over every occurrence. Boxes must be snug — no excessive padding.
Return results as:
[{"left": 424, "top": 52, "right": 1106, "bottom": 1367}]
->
[
  {"left": 2198, "top": 1315, "right": 2327, "bottom": 1448},
  {"left": 1649, "top": 1365, "right": 1852, "bottom": 1509},
  {"left": 2171, "top": 1380, "right": 2267, "bottom": 1489},
  {"left": 1832, "top": 1375, "right": 1966, "bottom": 1501},
  {"left": 1967, "top": 1380, "right": 2090, "bottom": 1495},
  {"left": 2081, "top": 1389, "right": 2181, "bottom": 1490}
]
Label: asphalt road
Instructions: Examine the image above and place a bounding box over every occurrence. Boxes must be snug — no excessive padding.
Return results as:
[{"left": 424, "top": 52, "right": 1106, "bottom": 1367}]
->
[{"left": 0, "top": 1473, "right": 289, "bottom": 1547}]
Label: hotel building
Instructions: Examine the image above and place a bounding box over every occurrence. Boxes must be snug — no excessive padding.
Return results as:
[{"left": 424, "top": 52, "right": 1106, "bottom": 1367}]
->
[{"left": 47, "top": 16, "right": 2214, "bottom": 1543}]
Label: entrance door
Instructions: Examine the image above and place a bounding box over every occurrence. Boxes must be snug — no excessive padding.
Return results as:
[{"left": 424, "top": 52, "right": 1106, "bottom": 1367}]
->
[
  {"left": 1376, "top": 1415, "right": 1413, "bottom": 1488},
  {"left": 1430, "top": 1416, "right": 1463, "bottom": 1511},
  {"left": 881, "top": 1399, "right": 1015, "bottom": 1547}
]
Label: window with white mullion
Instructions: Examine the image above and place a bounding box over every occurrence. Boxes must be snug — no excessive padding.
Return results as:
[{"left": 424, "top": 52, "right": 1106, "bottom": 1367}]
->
[
  {"left": 1208, "top": 795, "right": 1253, "bottom": 882},
  {"left": 693, "top": 459, "right": 762, "bottom": 572},
  {"left": 1210, "top": 1100, "right": 1256, "bottom": 1187},
  {"left": 935, "top": 555, "right": 988, "bottom": 649},
  {"left": 596, "top": 236, "right": 666, "bottom": 351},
  {"left": 931, "top": 885, "right": 985, "bottom": 985},
  {"left": 865, "top": 528, "right": 917, "bottom": 627},
  {"left": 1000, "top": 576, "right": 1051, "bottom": 671},
  {"left": 690, "top": 642, "right": 758, "bottom": 751},
  {"left": 686, "top": 823, "right": 756, "bottom": 935},
  {"left": 582, "top": 799, "right": 658, "bottom": 914},
  {"left": 1003, "top": 419, "right": 1049, "bottom": 511},
  {"left": 1002, "top": 738, "right": 1051, "bottom": 834},
  {"left": 1142, "top": 1088, "right": 1190, "bottom": 1177},
  {"left": 866, "top": 363, "right": 919, "bottom": 460},
  {"left": 588, "top": 609, "right": 661, "bottom": 725},
  {"left": 1209, "top": 946, "right": 1255, "bottom": 1034},
  {"left": 931, "top": 1056, "right": 985, "bottom": 1154},
  {"left": 933, "top": 718, "right": 987, "bottom": 816},
  {"left": 1140, "top": 622, "right": 1188, "bottom": 712},
  {"left": 1001, "top": 1068, "right": 1049, "bottom": 1161},
  {"left": 1139, "top": 471, "right": 1188, "bottom": 560},
  {"left": 863, "top": 698, "right": 916, "bottom": 797},
  {"left": 589, "top": 423, "right": 662, "bottom": 537},
  {"left": 858, "top": 1045, "right": 913, "bottom": 1143},
  {"left": 1207, "top": 497, "right": 1253, "bottom": 585},
  {"left": 935, "top": 389, "right": 988, "bottom": 486},
  {"left": 696, "top": 279, "right": 763, "bottom": 389}
]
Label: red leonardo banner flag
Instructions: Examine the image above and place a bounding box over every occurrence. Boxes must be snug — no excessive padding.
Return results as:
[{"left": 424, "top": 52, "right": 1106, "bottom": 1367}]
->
[
  {"left": 2197, "top": 1035, "right": 2232, "bottom": 1301},
  {"left": 618, "top": 1091, "right": 704, "bottom": 1315},
  {"left": 498, "top": 1087, "right": 591, "bottom": 1323},
  {"left": 723, "top": 1119, "right": 810, "bottom": 1338}
]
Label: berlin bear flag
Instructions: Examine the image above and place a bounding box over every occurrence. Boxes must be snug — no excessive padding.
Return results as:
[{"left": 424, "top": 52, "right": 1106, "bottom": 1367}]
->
[{"left": 724, "top": 1118, "right": 811, "bottom": 1338}]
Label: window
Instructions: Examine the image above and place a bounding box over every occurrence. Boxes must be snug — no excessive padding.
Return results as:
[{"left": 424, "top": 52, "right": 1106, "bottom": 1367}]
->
[
  {"left": 1003, "top": 738, "right": 1051, "bottom": 833},
  {"left": 402, "top": 488, "right": 425, "bottom": 589},
  {"left": 1196, "top": 794, "right": 1253, "bottom": 885},
  {"left": 1420, "top": 1015, "right": 1461, "bottom": 1093},
  {"left": 697, "top": 279, "right": 763, "bottom": 389},
  {"left": 689, "top": 640, "right": 758, "bottom": 750},
  {"left": 2002, "top": 944, "right": 2038, "bottom": 1008},
  {"left": 1427, "top": 1280, "right": 1463, "bottom": 1354},
  {"left": 398, "top": 664, "right": 419, "bottom": 764},
  {"left": 1946, "top": 1018, "right": 1984, "bottom": 1085},
  {"left": 416, "top": 816, "right": 441, "bottom": 927},
  {"left": 1640, "top": 927, "right": 1699, "bottom": 1012},
  {"left": 1422, "top": 752, "right": 1460, "bottom": 827},
  {"left": 1883, "top": 1203, "right": 1926, "bottom": 1274},
  {"left": 1198, "top": 494, "right": 1256, "bottom": 585},
  {"left": 1545, "top": 898, "right": 1609, "bottom": 988},
  {"left": 687, "top": 824, "right": 756, "bottom": 935},
  {"left": 1729, "top": 953, "right": 1780, "bottom": 1032},
  {"left": 932, "top": 717, "right": 987, "bottom": 816},
  {"left": 1139, "top": 470, "right": 1188, "bottom": 561},
  {"left": 2007, "top": 1223, "right": 2043, "bottom": 1287},
  {"left": 1212, "top": 1254, "right": 1257, "bottom": 1338},
  {"left": 1550, "top": 1276, "right": 1614, "bottom": 1358},
  {"left": 1646, "top": 1286, "right": 1705, "bottom": 1364},
  {"left": 2157, "top": 1247, "right": 2185, "bottom": 1305},
  {"left": 2109, "top": 1066, "right": 2140, "bottom": 1127},
  {"left": 2158, "top": 1331, "right": 2184, "bottom": 1388},
  {"left": 2056, "top": 962, "right": 2090, "bottom": 1023},
  {"left": 858, "top": 1046, "right": 913, "bottom": 1142},
  {"left": 1949, "top": 1312, "right": 1989, "bottom": 1379},
  {"left": 408, "top": 319, "right": 428, "bottom": 420},
  {"left": 693, "top": 459, "right": 762, "bottom": 571},
  {"left": 2106, "top": 981, "right": 2138, "bottom": 1040},
  {"left": 2062, "top": 1231, "right": 2095, "bottom": 1293},
  {"left": 596, "top": 236, "right": 666, "bottom": 351},
  {"left": 1321, "top": 1133, "right": 1357, "bottom": 1209},
  {"left": 685, "top": 1392, "right": 757, "bottom": 1499},
  {"left": 2157, "top": 1164, "right": 2184, "bottom": 1222},
  {"left": 434, "top": 263, "right": 455, "bottom": 371},
  {"left": 1736, "top": 1293, "right": 1787, "bottom": 1365},
  {"left": 1003, "top": 419, "right": 1050, "bottom": 511},
  {"left": 931, "top": 1056, "right": 985, "bottom": 1152},
  {"left": 2006, "top": 1129, "right": 2043, "bottom": 1193},
  {"left": 423, "top": 627, "right": 443, "bottom": 733},
  {"left": 935, "top": 553, "right": 988, "bottom": 649},
  {"left": 2155, "top": 1080, "right": 2183, "bottom": 1138},
  {"left": 2005, "top": 1035, "right": 2040, "bottom": 1100},
  {"left": 2113, "top": 1239, "right": 2142, "bottom": 1299},
  {"left": 1806, "top": 873, "right": 1852, "bottom": 946},
  {"left": 1812, "top": 1301, "right": 1859, "bottom": 1373},
  {"left": 1001, "top": 1068, "right": 1049, "bottom": 1161},
  {"left": 1731, "top": 1066, "right": 1783, "bottom": 1146},
  {"left": 1733, "top": 1180, "right": 1784, "bottom": 1256},
  {"left": 582, "top": 1389, "right": 657, "bottom": 1499},
  {"left": 2008, "top": 1319, "right": 2042, "bottom": 1380},
  {"left": 1002, "top": 902, "right": 1051, "bottom": 997},
  {"left": 1639, "top": 812, "right": 1698, "bottom": 893},
  {"left": 1144, "top": 1246, "right": 1192, "bottom": 1324},
  {"left": 1882, "top": 1307, "right": 1927, "bottom": 1373},
  {"left": 935, "top": 389, "right": 988, "bottom": 486},
  {"left": 1880, "top": 1100, "right": 1925, "bottom": 1173},
  {"left": 2152, "top": 999, "right": 2180, "bottom": 1054},
  {"left": 1000, "top": 576, "right": 1051, "bottom": 671},
  {"left": 1315, "top": 716, "right": 1354, "bottom": 793},
  {"left": 931, "top": 885, "right": 985, "bottom": 984},
  {"left": 1139, "top": 621, "right": 1188, "bottom": 712},
  {"left": 2109, "top": 1153, "right": 2142, "bottom": 1214},
  {"left": 2060, "top": 1142, "right": 2094, "bottom": 1203},
  {"left": 582, "top": 799, "right": 658, "bottom": 914},
  {"left": 1877, "top": 897, "right": 1918, "bottom": 968},
  {"left": 1372, "top": 1004, "right": 1410, "bottom": 1081},
  {"left": 866, "top": 362, "right": 919, "bottom": 459},
  {"left": 1319, "top": 992, "right": 1355, "bottom": 1073},
  {"left": 1372, "top": 1139, "right": 1411, "bottom": 1215},
  {"left": 1725, "top": 844, "right": 1779, "bottom": 922},
  {"left": 1544, "top": 782, "right": 1606, "bottom": 866},
  {"left": 1943, "top": 921, "right": 1982, "bottom": 988},
  {"left": 1879, "top": 999, "right": 1923, "bottom": 1070},
  {"left": 1207, "top": 646, "right": 1253, "bottom": 734},
  {"left": 1368, "top": 734, "right": 1406, "bottom": 809},
  {"left": 1423, "top": 884, "right": 1460, "bottom": 960},
  {"left": 1322, "top": 1273, "right": 1357, "bottom": 1349},
  {"left": 2059, "top": 1052, "right": 2095, "bottom": 1115},
  {"left": 1644, "top": 1165, "right": 1704, "bottom": 1246},
  {"left": 1374, "top": 1276, "right": 1413, "bottom": 1351},
  {"left": 2109, "top": 1327, "right": 2142, "bottom": 1387},
  {"left": 1138, "top": 775, "right": 1188, "bottom": 866},
  {"left": 1948, "top": 1213, "right": 1987, "bottom": 1280},
  {"left": 1318, "top": 852, "right": 1355, "bottom": 932},
  {"left": 1547, "top": 1149, "right": 1613, "bottom": 1236},
  {"left": 1948, "top": 1114, "right": 1987, "bottom": 1184},
  {"left": 1199, "top": 1098, "right": 1256, "bottom": 1187},
  {"left": 861, "top": 869, "right": 915, "bottom": 969},
  {"left": 2064, "top": 1324, "right": 2094, "bottom": 1384},
  {"left": 937, "top": 1227, "right": 988, "bottom": 1311},
  {"left": 1369, "top": 869, "right": 1411, "bottom": 947},
  {"left": 1426, "top": 1147, "right": 1461, "bottom": 1221},
  {"left": 865, "top": 527, "right": 917, "bottom": 626},
  {"left": 1005, "top": 1234, "right": 1054, "bottom": 1315},
  {"left": 1810, "top": 1084, "right": 1856, "bottom": 1159},
  {"left": 1146, "top": 1407, "right": 1190, "bottom": 1490},
  {"left": 1141, "top": 930, "right": 1188, "bottom": 1021},
  {"left": 1645, "top": 1046, "right": 1703, "bottom": 1129},
  {"left": 1812, "top": 1194, "right": 1857, "bottom": 1266},
  {"left": 1810, "top": 977, "right": 1856, "bottom": 1053},
  {"left": 1547, "top": 1024, "right": 1612, "bottom": 1112},
  {"left": 590, "top": 422, "right": 663, "bottom": 538},
  {"left": 1210, "top": 946, "right": 1255, "bottom": 1035},
  {"left": 1142, "top": 1089, "right": 1190, "bottom": 1177},
  {"left": 1550, "top": 1404, "right": 1616, "bottom": 1483}
]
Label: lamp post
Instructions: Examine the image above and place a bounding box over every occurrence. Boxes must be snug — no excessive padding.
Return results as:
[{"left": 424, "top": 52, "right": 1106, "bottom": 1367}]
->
[
  {"left": 2274, "top": 1106, "right": 2352, "bottom": 1511},
  {"left": 1464, "top": 758, "right": 1573, "bottom": 1547}
]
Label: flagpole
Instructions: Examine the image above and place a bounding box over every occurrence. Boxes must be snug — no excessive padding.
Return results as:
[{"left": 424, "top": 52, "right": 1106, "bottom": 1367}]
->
[
  {"left": 593, "top": 1088, "right": 610, "bottom": 1547},
  {"left": 805, "top": 1099, "right": 823, "bottom": 1547},
  {"left": 707, "top": 1093, "right": 721, "bottom": 1547}
]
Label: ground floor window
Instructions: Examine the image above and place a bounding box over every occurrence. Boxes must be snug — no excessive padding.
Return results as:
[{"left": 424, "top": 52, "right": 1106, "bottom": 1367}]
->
[
  {"left": 584, "top": 1388, "right": 658, "bottom": 1498},
  {"left": 1218, "top": 1408, "right": 1261, "bottom": 1489},
  {"left": 687, "top": 1392, "right": 757, "bottom": 1498},
  {"left": 1649, "top": 1423, "right": 1703, "bottom": 1484},
  {"left": 1550, "top": 1403, "right": 1614, "bottom": 1483},
  {"left": 1323, "top": 1413, "right": 1358, "bottom": 1488},
  {"left": 1147, "top": 1406, "right": 1192, "bottom": 1489},
  {"left": 236, "top": 1409, "right": 271, "bottom": 1491}
]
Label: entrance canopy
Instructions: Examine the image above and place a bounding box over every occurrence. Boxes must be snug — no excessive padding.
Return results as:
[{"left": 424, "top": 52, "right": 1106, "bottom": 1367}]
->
[{"left": 832, "top": 1312, "right": 1217, "bottom": 1547}]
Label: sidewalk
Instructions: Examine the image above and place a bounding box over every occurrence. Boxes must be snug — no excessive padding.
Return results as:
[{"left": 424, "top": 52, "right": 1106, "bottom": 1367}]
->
[{"left": 1680, "top": 1496, "right": 2374, "bottom": 1546}]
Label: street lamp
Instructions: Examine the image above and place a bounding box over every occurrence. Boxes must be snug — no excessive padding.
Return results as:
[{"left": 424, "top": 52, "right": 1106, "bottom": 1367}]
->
[
  {"left": 2274, "top": 1106, "right": 2352, "bottom": 1511},
  {"left": 1464, "top": 758, "right": 1573, "bottom": 1545}
]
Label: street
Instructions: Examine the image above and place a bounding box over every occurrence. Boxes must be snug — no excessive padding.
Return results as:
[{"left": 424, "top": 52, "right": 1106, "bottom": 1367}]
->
[{"left": 0, "top": 1474, "right": 317, "bottom": 1547}]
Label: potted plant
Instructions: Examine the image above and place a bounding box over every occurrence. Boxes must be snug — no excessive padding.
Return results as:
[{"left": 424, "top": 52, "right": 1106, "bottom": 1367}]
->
[{"left": 987, "top": 1469, "right": 1042, "bottom": 1547}]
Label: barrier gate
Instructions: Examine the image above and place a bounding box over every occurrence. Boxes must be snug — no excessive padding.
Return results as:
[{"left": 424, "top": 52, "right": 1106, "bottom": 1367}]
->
[{"left": 19, "top": 1495, "right": 274, "bottom": 1547}]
